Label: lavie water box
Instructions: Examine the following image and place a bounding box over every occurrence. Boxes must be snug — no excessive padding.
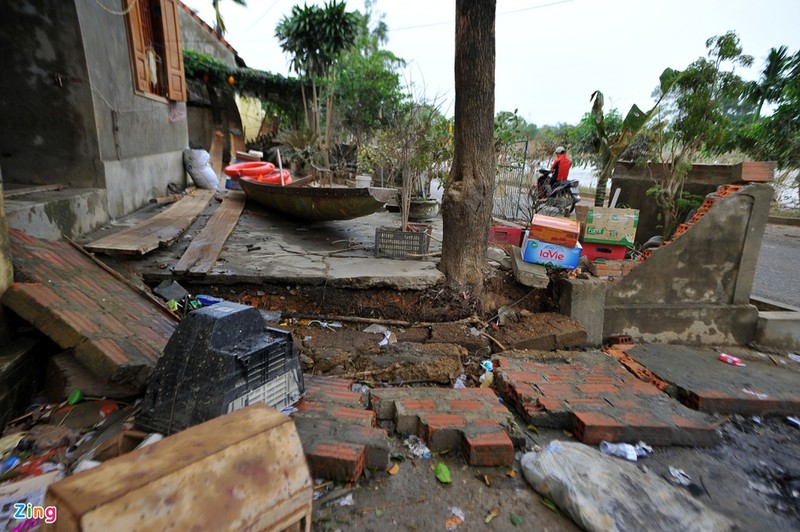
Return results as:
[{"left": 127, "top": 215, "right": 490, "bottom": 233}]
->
[{"left": 521, "top": 235, "right": 582, "bottom": 269}]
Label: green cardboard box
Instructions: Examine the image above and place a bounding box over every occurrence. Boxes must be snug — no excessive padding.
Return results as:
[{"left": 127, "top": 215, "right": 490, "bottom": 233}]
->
[{"left": 578, "top": 207, "right": 639, "bottom": 246}]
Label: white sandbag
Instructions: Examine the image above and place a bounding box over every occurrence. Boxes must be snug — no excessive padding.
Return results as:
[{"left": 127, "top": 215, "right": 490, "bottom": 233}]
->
[
  {"left": 183, "top": 148, "right": 218, "bottom": 190},
  {"left": 520, "top": 441, "right": 733, "bottom": 532}
]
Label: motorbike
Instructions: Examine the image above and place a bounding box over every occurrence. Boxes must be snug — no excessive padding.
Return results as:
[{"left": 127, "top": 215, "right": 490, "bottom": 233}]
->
[{"left": 531, "top": 168, "right": 581, "bottom": 217}]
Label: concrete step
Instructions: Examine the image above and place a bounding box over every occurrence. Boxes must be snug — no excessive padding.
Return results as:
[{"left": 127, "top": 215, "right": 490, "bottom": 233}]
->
[
  {"left": 5, "top": 187, "right": 108, "bottom": 240},
  {"left": 756, "top": 311, "right": 800, "bottom": 351}
]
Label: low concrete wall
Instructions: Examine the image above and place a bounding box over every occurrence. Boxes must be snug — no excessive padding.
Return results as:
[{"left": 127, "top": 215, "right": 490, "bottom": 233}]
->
[
  {"left": 603, "top": 184, "right": 772, "bottom": 345},
  {"left": 104, "top": 153, "right": 187, "bottom": 219}
]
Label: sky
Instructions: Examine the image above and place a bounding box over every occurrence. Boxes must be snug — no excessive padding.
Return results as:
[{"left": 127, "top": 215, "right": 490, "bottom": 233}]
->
[{"left": 181, "top": 0, "right": 800, "bottom": 126}]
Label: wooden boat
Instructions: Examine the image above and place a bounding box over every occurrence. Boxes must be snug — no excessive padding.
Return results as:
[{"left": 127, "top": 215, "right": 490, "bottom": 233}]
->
[{"left": 239, "top": 175, "right": 397, "bottom": 221}]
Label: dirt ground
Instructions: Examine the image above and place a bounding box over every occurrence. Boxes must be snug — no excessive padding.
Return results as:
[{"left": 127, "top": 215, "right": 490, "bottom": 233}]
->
[{"left": 190, "top": 275, "right": 800, "bottom": 530}]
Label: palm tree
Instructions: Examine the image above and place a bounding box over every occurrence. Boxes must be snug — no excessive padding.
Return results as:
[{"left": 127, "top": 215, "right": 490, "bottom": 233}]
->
[
  {"left": 748, "top": 45, "right": 790, "bottom": 120},
  {"left": 275, "top": 1, "right": 359, "bottom": 166},
  {"left": 212, "top": 0, "right": 246, "bottom": 36}
]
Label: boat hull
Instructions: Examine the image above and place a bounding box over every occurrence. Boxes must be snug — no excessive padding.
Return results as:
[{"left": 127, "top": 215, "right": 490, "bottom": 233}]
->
[{"left": 240, "top": 177, "right": 392, "bottom": 221}]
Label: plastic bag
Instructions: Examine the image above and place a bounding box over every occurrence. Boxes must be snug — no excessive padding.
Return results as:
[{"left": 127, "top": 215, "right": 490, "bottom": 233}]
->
[
  {"left": 183, "top": 148, "right": 219, "bottom": 190},
  {"left": 520, "top": 441, "right": 732, "bottom": 532}
]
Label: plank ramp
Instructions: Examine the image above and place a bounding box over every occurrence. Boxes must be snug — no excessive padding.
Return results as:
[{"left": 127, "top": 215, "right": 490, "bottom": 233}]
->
[
  {"left": 173, "top": 191, "right": 246, "bottom": 276},
  {"left": 84, "top": 190, "right": 213, "bottom": 256}
]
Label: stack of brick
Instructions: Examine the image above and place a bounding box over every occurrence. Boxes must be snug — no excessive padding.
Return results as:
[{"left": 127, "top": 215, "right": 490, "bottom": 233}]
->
[
  {"left": 371, "top": 387, "right": 519, "bottom": 466},
  {"left": 292, "top": 375, "right": 389, "bottom": 482},
  {"left": 494, "top": 353, "right": 717, "bottom": 446},
  {"left": 588, "top": 259, "right": 637, "bottom": 281}
]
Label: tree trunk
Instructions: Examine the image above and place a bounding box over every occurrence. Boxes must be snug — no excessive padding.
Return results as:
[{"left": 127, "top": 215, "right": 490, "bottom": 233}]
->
[{"left": 440, "top": 0, "right": 496, "bottom": 295}]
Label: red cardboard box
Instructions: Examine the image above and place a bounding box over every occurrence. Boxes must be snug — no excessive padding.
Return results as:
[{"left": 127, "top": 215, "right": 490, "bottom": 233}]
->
[
  {"left": 529, "top": 214, "right": 580, "bottom": 247},
  {"left": 580, "top": 242, "right": 627, "bottom": 261},
  {"left": 488, "top": 226, "right": 524, "bottom": 246}
]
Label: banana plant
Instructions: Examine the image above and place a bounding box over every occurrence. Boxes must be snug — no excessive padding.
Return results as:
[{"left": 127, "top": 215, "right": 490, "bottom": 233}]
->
[{"left": 591, "top": 68, "right": 680, "bottom": 206}]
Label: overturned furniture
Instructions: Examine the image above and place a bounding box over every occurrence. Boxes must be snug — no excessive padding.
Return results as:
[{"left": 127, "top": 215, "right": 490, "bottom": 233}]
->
[
  {"left": 136, "top": 301, "right": 304, "bottom": 434},
  {"left": 47, "top": 404, "right": 312, "bottom": 531}
]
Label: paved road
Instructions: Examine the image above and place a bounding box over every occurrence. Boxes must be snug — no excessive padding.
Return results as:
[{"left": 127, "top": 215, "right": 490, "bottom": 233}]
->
[{"left": 752, "top": 222, "right": 800, "bottom": 308}]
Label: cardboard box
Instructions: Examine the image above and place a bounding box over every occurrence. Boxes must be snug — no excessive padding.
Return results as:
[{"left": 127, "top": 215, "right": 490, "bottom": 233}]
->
[
  {"left": 521, "top": 235, "right": 582, "bottom": 270},
  {"left": 577, "top": 207, "right": 638, "bottom": 246},
  {"left": 581, "top": 242, "right": 627, "bottom": 262},
  {"left": 488, "top": 225, "right": 524, "bottom": 246},
  {"left": 529, "top": 214, "right": 580, "bottom": 247},
  {"left": 46, "top": 404, "right": 313, "bottom": 531}
]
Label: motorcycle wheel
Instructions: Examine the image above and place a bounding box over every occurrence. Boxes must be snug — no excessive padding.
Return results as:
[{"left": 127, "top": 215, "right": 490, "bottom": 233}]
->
[{"left": 535, "top": 191, "right": 573, "bottom": 218}]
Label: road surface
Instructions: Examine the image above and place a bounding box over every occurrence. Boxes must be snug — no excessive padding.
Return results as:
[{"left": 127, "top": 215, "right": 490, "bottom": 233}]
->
[{"left": 752, "top": 222, "right": 800, "bottom": 308}]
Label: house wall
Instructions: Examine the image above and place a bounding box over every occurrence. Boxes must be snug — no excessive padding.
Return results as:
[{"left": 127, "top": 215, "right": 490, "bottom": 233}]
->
[
  {"left": 0, "top": 1, "right": 100, "bottom": 188},
  {"left": 75, "top": 0, "right": 188, "bottom": 219},
  {"left": 0, "top": 1, "right": 189, "bottom": 222},
  {"left": 178, "top": 6, "right": 237, "bottom": 67}
]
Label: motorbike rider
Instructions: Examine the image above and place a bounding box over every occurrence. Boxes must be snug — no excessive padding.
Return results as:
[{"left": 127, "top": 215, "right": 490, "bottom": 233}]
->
[{"left": 550, "top": 146, "right": 572, "bottom": 182}]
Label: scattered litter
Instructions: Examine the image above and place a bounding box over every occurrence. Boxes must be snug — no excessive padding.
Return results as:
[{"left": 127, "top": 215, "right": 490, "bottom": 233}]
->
[
  {"left": 788, "top": 353, "right": 800, "bottom": 363},
  {"left": 742, "top": 388, "right": 769, "bottom": 400},
  {"left": 510, "top": 513, "right": 524, "bottom": 526},
  {"left": 0, "top": 433, "right": 26, "bottom": 456},
  {"left": 67, "top": 388, "right": 83, "bottom": 405},
  {"left": 718, "top": 353, "right": 745, "bottom": 366},
  {"left": 599, "top": 440, "right": 652, "bottom": 462},
  {"left": 258, "top": 309, "right": 282, "bottom": 323},
  {"left": 363, "top": 324, "right": 389, "bottom": 335},
  {"left": 388, "top": 463, "right": 400, "bottom": 475},
  {"left": 479, "top": 360, "right": 494, "bottom": 388},
  {"left": 405, "top": 435, "right": 431, "bottom": 459},
  {"left": 786, "top": 416, "right": 800, "bottom": 428},
  {"left": 453, "top": 374, "right": 467, "bottom": 389},
  {"left": 134, "top": 434, "right": 163, "bottom": 450},
  {"left": 752, "top": 415, "right": 762, "bottom": 425},
  {"left": 0, "top": 456, "right": 21, "bottom": 475},
  {"left": 196, "top": 294, "right": 223, "bottom": 306},
  {"left": 378, "top": 331, "right": 397, "bottom": 346},
  {"left": 748, "top": 479, "right": 782, "bottom": 497},
  {"left": 480, "top": 360, "right": 493, "bottom": 372},
  {"left": 445, "top": 507, "right": 464, "bottom": 529},
  {"left": 281, "top": 406, "right": 298, "bottom": 416},
  {"left": 540, "top": 497, "right": 559, "bottom": 514},
  {"left": 482, "top": 474, "right": 492, "bottom": 486},
  {"left": 309, "top": 320, "right": 343, "bottom": 330},
  {"left": 333, "top": 493, "right": 355, "bottom": 506},
  {"left": 497, "top": 305, "right": 519, "bottom": 326},
  {"left": 506, "top": 468, "right": 517, "bottom": 479},
  {"left": 485, "top": 507, "right": 500, "bottom": 523},
  {"left": 668, "top": 466, "right": 692, "bottom": 487},
  {"left": 73, "top": 459, "right": 102, "bottom": 474},
  {"left": 469, "top": 327, "right": 480, "bottom": 337},
  {"left": 435, "top": 463, "right": 452, "bottom": 484}
]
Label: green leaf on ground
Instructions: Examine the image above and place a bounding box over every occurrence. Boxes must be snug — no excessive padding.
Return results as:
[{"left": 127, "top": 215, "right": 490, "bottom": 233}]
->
[{"left": 435, "top": 463, "right": 452, "bottom": 484}]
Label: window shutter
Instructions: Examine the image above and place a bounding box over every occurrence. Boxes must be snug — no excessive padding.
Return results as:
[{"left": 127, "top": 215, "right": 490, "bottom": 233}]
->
[
  {"left": 126, "top": 0, "right": 149, "bottom": 92},
  {"left": 160, "top": 0, "right": 186, "bottom": 101}
]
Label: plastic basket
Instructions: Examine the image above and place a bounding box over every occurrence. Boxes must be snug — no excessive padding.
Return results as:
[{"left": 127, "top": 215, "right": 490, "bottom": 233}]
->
[{"left": 374, "top": 224, "right": 432, "bottom": 259}]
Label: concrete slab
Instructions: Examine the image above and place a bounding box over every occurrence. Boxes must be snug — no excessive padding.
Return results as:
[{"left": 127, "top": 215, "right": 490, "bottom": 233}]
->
[
  {"left": 88, "top": 199, "right": 445, "bottom": 290},
  {"left": 756, "top": 311, "right": 800, "bottom": 351},
  {"left": 510, "top": 246, "right": 549, "bottom": 288},
  {"left": 624, "top": 344, "right": 800, "bottom": 415},
  {"left": 5, "top": 188, "right": 108, "bottom": 240},
  {"left": 494, "top": 351, "right": 717, "bottom": 446}
]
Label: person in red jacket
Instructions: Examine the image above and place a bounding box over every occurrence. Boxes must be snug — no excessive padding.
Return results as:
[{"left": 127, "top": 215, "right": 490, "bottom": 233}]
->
[{"left": 550, "top": 146, "right": 572, "bottom": 182}]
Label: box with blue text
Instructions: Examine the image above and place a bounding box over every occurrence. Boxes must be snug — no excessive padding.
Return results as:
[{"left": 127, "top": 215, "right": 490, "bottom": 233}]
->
[{"left": 521, "top": 234, "right": 582, "bottom": 269}]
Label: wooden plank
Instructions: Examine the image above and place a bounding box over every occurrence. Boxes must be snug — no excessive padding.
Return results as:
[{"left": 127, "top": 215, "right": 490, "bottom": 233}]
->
[
  {"left": 46, "top": 404, "right": 313, "bottom": 531},
  {"left": 84, "top": 190, "right": 213, "bottom": 255},
  {"left": 173, "top": 191, "right": 246, "bottom": 276},
  {"left": 209, "top": 128, "right": 225, "bottom": 188}
]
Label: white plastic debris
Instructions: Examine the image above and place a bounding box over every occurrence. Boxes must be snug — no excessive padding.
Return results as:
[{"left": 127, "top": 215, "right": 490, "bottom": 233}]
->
[
  {"left": 333, "top": 493, "right": 355, "bottom": 506},
  {"left": 599, "top": 440, "right": 652, "bottom": 462},
  {"left": 73, "top": 460, "right": 102, "bottom": 474},
  {"left": 363, "top": 324, "right": 389, "bottom": 335},
  {"left": 446, "top": 507, "right": 465, "bottom": 529},
  {"left": 405, "top": 435, "right": 431, "bottom": 459},
  {"left": 787, "top": 416, "right": 800, "bottom": 428},
  {"left": 454, "top": 374, "right": 467, "bottom": 389},
  {"left": 742, "top": 388, "right": 769, "bottom": 400},
  {"left": 788, "top": 353, "right": 800, "bottom": 363},
  {"left": 669, "top": 466, "right": 692, "bottom": 487},
  {"left": 134, "top": 433, "right": 163, "bottom": 450}
]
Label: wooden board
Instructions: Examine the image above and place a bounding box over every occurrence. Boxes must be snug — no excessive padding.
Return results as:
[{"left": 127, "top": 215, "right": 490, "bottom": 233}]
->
[
  {"left": 46, "top": 404, "right": 313, "bottom": 531},
  {"left": 3, "top": 183, "right": 64, "bottom": 198},
  {"left": 173, "top": 191, "right": 246, "bottom": 276},
  {"left": 84, "top": 190, "right": 213, "bottom": 256},
  {"left": 209, "top": 128, "right": 225, "bottom": 188}
]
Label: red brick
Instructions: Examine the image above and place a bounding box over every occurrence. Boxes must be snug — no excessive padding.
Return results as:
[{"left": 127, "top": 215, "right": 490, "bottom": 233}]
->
[
  {"left": 572, "top": 411, "right": 626, "bottom": 444},
  {"left": 448, "top": 399, "right": 483, "bottom": 411},
  {"left": 536, "top": 384, "right": 578, "bottom": 397},
  {"left": 536, "top": 397, "right": 563, "bottom": 411},
  {"left": 621, "top": 411, "right": 671, "bottom": 428},
  {"left": 17, "top": 283, "right": 68, "bottom": 307},
  {"left": 577, "top": 383, "right": 620, "bottom": 395},
  {"left": 422, "top": 413, "right": 466, "bottom": 429},
  {"left": 462, "top": 431, "right": 514, "bottom": 466},
  {"left": 565, "top": 398, "right": 608, "bottom": 409},
  {"left": 397, "top": 399, "right": 437, "bottom": 412},
  {"left": 332, "top": 407, "right": 376, "bottom": 427},
  {"left": 296, "top": 401, "right": 326, "bottom": 415},
  {"left": 306, "top": 442, "right": 365, "bottom": 482}
]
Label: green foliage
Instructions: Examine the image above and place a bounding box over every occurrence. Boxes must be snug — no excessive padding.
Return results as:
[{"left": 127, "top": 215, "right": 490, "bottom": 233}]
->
[
  {"left": 333, "top": 4, "right": 406, "bottom": 145},
  {"left": 494, "top": 110, "right": 525, "bottom": 152},
  {"left": 211, "top": 0, "right": 246, "bottom": 35},
  {"left": 182, "top": 49, "right": 304, "bottom": 111}
]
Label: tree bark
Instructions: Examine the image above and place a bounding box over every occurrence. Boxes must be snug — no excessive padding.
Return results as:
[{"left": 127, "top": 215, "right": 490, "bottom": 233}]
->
[{"left": 440, "top": 0, "right": 497, "bottom": 295}]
